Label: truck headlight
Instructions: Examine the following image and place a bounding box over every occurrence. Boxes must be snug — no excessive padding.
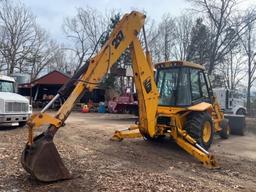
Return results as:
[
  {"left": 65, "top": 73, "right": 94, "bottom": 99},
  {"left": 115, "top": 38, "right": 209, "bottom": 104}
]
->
[
  {"left": 0, "top": 99, "right": 4, "bottom": 113},
  {"left": 29, "top": 104, "right": 32, "bottom": 114}
]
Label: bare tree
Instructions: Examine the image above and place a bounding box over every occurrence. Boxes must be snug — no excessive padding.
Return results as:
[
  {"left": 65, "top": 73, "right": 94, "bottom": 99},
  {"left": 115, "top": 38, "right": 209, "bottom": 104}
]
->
[
  {"left": 63, "top": 7, "right": 107, "bottom": 70},
  {"left": 143, "top": 18, "right": 160, "bottom": 63},
  {"left": 216, "top": 48, "right": 246, "bottom": 90},
  {"left": 24, "top": 26, "right": 59, "bottom": 80},
  {"left": 239, "top": 9, "right": 256, "bottom": 113},
  {"left": 0, "top": 0, "right": 37, "bottom": 75},
  {"left": 147, "top": 14, "right": 193, "bottom": 63},
  {"left": 156, "top": 14, "right": 176, "bottom": 61},
  {"left": 146, "top": 14, "right": 194, "bottom": 63},
  {"left": 172, "top": 14, "right": 193, "bottom": 60},
  {"left": 51, "top": 47, "right": 73, "bottom": 74},
  {"left": 188, "top": 0, "right": 256, "bottom": 74}
]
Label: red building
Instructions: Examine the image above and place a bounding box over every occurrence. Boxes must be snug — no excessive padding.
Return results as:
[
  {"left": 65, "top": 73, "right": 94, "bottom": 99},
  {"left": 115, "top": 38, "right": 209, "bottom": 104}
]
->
[{"left": 18, "top": 70, "right": 105, "bottom": 108}]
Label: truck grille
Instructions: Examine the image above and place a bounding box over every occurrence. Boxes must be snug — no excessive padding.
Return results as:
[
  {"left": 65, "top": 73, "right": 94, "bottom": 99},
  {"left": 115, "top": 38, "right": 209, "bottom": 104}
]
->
[{"left": 5, "top": 102, "right": 28, "bottom": 113}]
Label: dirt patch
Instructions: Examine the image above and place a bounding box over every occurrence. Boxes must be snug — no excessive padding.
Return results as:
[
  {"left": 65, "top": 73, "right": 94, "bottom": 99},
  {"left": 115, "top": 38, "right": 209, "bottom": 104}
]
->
[
  {"left": 246, "top": 117, "right": 256, "bottom": 134},
  {"left": 0, "top": 112, "right": 255, "bottom": 192}
]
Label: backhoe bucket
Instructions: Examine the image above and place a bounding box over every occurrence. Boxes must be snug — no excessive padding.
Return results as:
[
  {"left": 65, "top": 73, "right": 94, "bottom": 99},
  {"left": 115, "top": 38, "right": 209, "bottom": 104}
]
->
[{"left": 21, "top": 133, "right": 71, "bottom": 182}]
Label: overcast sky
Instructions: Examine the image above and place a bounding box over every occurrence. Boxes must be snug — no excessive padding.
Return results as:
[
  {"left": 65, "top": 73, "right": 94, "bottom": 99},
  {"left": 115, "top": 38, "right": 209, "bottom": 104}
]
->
[
  {"left": 22, "top": 0, "right": 190, "bottom": 43},
  {"left": 22, "top": 0, "right": 255, "bottom": 43},
  {"left": 20, "top": 0, "right": 256, "bottom": 89}
]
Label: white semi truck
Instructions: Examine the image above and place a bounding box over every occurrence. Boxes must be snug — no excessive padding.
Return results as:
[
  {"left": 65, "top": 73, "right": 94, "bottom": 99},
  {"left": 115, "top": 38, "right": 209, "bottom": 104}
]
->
[
  {"left": 213, "top": 87, "right": 247, "bottom": 115},
  {"left": 0, "top": 75, "right": 32, "bottom": 126}
]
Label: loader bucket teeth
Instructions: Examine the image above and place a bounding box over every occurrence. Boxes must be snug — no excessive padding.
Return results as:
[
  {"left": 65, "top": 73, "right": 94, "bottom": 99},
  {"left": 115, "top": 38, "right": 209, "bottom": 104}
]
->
[{"left": 21, "top": 133, "right": 71, "bottom": 182}]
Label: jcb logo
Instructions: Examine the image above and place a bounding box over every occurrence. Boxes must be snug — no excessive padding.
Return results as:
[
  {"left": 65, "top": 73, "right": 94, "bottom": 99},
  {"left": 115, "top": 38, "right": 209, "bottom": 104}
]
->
[{"left": 112, "top": 31, "right": 124, "bottom": 49}]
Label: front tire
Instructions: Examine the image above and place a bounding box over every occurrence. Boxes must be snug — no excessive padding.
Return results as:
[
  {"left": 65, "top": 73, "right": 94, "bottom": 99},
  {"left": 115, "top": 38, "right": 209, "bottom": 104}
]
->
[
  {"left": 185, "top": 111, "right": 214, "bottom": 150},
  {"left": 219, "top": 119, "right": 230, "bottom": 139}
]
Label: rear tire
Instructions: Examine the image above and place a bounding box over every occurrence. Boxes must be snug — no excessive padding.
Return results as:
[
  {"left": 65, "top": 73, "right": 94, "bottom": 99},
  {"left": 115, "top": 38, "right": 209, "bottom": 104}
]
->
[
  {"left": 185, "top": 111, "right": 214, "bottom": 150},
  {"left": 219, "top": 119, "right": 230, "bottom": 139}
]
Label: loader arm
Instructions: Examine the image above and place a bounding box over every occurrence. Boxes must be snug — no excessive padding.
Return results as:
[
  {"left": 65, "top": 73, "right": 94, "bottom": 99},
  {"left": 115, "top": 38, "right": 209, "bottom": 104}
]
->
[{"left": 21, "top": 11, "right": 159, "bottom": 182}]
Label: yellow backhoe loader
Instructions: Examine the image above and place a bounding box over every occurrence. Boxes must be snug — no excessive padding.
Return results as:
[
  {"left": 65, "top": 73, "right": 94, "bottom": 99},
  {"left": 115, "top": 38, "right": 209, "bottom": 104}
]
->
[{"left": 21, "top": 11, "right": 230, "bottom": 182}]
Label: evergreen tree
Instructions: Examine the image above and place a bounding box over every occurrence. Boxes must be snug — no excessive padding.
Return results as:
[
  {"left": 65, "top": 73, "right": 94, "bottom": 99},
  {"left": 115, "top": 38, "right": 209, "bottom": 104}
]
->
[
  {"left": 100, "top": 13, "right": 132, "bottom": 92},
  {"left": 186, "top": 18, "right": 211, "bottom": 66},
  {"left": 100, "top": 13, "right": 121, "bottom": 90}
]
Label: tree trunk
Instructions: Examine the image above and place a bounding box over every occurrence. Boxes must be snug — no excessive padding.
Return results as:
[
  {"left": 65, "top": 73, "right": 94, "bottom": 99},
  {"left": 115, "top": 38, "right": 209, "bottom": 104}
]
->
[
  {"left": 9, "top": 61, "right": 15, "bottom": 75},
  {"left": 247, "top": 83, "right": 251, "bottom": 115},
  {"left": 246, "top": 25, "right": 252, "bottom": 115},
  {"left": 247, "top": 56, "right": 252, "bottom": 115},
  {"left": 208, "top": 56, "right": 214, "bottom": 75}
]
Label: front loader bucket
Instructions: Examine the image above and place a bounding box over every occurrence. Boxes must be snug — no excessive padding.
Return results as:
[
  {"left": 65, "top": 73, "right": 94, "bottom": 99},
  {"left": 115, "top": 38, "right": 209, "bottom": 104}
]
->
[{"left": 21, "top": 133, "right": 71, "bottom": 182}]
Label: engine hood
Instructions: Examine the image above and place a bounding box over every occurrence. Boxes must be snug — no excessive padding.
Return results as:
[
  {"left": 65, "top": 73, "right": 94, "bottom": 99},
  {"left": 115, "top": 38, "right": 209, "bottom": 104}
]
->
[{"left": 0, "top": 92, "right": 29, "bottom": 103}]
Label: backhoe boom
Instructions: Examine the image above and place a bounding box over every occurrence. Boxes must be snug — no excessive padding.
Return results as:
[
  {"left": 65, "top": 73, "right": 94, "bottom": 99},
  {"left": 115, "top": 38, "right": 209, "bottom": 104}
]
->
[{"left": 21, "top": 11, "right": 160, "bottom": 182}]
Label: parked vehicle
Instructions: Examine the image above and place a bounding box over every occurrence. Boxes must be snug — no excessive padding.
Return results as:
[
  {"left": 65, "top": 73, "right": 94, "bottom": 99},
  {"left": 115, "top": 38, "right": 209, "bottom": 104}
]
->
[
  {"left": 0, "top": 75, "right": 32, "bottom": 127},
  {"left": 213, "top": 88, "right": 247, "bottom": 115}
]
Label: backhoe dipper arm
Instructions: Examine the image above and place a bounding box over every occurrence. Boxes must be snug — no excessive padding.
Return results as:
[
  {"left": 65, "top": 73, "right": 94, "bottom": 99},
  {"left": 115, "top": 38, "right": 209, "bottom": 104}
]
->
[{"left": 27, "top": 11, "right": 159, "bottom": 144}]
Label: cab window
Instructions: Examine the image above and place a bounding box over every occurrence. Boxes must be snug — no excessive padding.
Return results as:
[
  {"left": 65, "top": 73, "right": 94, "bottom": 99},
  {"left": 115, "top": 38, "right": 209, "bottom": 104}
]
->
[
  {"left": 199, "top": 72, "right": 209, "bottom": 98},
  {"left": 177, "top": 68, "right": 191, "bottom": 105},
  {"left": 157, "top": 68, "right": 179, "bottom": 106},
  {"left": 190, "top": 69, "right": 201, "bottom": 101}
]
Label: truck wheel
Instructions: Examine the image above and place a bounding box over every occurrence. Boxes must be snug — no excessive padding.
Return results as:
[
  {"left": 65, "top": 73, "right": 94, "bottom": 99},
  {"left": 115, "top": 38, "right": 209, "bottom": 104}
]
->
[
  {"left": 219, "top": 119, "right": 230, "bottom": 139},
  {"left": 236, "top": 108, "right": 246, "bottom": 115},
  {"left": 19, "top": 122, "right": 27, "bottom": 127},
  {"left": 185, "top": 111, "right": 214, "bottom": 150}
]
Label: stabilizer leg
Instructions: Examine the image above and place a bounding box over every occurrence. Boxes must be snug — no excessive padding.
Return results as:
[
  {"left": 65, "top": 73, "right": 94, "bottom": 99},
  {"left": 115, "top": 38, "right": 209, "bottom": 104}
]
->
[
  {"left": 111, "top": 125, "right": 142, "bottom": 141},
  {"left": 175, "top": 136, "right": 218, "bottom": 168}
]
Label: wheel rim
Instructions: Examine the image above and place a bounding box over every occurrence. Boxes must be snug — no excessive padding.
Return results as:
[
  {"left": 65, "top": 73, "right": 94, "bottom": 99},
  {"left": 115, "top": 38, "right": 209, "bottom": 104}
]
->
[{"left": 202, "top": 121, "right": 211, "bottom": 143}]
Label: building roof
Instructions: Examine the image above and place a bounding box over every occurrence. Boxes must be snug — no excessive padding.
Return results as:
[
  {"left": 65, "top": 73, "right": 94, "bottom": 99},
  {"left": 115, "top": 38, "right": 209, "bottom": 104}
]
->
[
  {"left": 0, "top": 75, "right": 15, "bottom": 82},
  {"left": 18, "top": 70, "right": 70, "bottom": 88}
]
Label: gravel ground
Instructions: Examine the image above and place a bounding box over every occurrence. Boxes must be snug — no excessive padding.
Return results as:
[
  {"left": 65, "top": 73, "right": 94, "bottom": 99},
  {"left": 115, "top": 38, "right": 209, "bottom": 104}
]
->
[{"left": 0, "top": 113, "right": 255, "bottom": 192}]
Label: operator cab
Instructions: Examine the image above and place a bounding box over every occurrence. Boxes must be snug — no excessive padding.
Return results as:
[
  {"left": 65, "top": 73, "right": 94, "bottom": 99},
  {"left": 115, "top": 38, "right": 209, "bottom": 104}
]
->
[{"left": 155, "top": 61, "right": 212, "bottom": 107}]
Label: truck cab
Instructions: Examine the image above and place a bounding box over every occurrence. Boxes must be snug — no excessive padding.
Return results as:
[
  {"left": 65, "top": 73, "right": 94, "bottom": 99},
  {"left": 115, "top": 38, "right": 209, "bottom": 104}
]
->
[
  {"left": 213, "top": 87, "right": 247, "bottom": 115},
  {"left": 0, "top": 75, "right": 32, "bottom": 127}
]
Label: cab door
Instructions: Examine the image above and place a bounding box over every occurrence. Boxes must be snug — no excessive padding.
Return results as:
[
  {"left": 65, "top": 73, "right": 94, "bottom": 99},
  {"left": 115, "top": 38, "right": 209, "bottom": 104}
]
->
[
  {"left": 199, "top": 71, "right": 211, "bottom": 103},
  {"left": 190, "top": 68, "right": 211, "bottom": 104}
]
